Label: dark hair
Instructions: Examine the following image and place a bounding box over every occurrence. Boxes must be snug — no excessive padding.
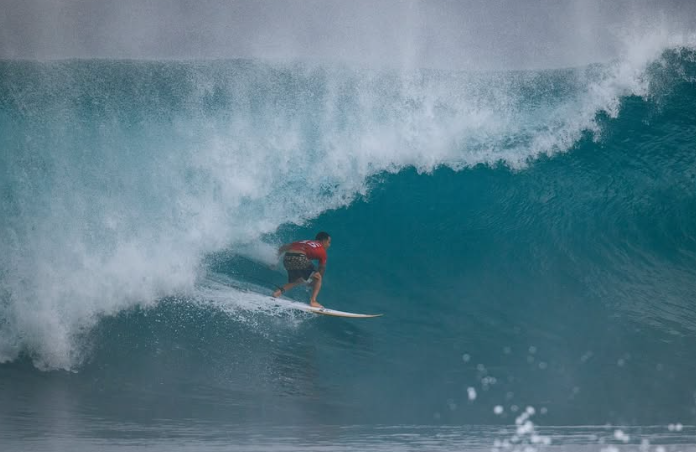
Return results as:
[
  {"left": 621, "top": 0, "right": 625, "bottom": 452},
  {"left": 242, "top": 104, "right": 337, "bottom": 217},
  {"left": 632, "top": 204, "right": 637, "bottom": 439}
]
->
[{"left": 315, "top": 231, "right": 330, "bottom": 242}]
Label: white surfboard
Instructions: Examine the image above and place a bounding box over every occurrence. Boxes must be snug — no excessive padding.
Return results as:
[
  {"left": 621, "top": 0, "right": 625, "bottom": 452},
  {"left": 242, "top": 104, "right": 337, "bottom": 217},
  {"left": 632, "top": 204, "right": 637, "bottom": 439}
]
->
[{"left": 270, "top": 297, "right": 383, "bottom": 318}]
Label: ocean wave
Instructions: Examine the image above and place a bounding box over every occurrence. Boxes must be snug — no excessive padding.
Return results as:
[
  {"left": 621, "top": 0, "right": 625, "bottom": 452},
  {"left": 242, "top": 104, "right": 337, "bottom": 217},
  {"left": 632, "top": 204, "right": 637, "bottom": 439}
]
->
[{"left": 0, "top": 37, "right": 695, "bottom": 369}]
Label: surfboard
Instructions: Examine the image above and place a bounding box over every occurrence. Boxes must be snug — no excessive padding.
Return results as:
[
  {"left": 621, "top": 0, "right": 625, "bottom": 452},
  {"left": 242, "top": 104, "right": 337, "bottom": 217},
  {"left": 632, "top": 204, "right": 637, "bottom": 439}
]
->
[{"left": 270, "top": 297, "right": 383, "bottom": 318}]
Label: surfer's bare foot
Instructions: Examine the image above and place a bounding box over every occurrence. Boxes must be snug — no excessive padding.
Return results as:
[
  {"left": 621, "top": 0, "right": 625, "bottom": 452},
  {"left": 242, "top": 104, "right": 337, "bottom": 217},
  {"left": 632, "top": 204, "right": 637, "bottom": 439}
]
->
[{"left": 310, "top": 299, "right": 323, "bottom": 308}]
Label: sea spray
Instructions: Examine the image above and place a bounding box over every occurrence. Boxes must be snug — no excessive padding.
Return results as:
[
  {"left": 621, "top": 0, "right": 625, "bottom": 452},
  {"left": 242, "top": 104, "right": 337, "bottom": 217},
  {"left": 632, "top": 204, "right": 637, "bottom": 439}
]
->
[{"left": 1, "top": 39, "right": 695, "bottom": 370}]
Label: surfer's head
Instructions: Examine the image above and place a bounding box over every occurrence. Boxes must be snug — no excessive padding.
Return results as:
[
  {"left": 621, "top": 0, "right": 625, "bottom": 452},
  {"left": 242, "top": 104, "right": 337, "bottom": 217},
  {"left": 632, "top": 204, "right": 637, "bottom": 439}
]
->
[{"left": 315, "top": 231, "right": 331, "bottom": 248}]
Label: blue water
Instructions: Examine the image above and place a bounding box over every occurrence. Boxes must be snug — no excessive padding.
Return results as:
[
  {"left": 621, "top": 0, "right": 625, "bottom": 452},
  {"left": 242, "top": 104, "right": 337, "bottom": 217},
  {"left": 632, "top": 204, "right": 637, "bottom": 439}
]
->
[{"left": 1, "top": 45, "right": 696, "bottom": 450}]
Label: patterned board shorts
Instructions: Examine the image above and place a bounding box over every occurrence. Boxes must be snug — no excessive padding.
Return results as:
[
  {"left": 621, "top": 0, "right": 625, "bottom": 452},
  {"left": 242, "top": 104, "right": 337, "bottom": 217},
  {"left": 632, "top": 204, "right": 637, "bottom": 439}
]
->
[{"left": 283, "top": 253, "right": 316, "bottom": 282}]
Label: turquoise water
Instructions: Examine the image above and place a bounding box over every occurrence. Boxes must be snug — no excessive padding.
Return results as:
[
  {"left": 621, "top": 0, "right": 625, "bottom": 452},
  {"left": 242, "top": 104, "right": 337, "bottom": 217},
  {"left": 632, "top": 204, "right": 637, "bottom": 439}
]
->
[{"left": 1, "top": 46, "right": 696, "bottom": 450}]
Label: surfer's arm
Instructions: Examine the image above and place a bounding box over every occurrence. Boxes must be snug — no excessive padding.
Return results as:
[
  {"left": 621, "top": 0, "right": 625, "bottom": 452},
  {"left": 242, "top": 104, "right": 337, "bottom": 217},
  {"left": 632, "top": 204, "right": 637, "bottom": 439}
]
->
[
  {"left": 277, "top": 243, "right": 292, "bottom": 255},
  {"left": 316, "top": 252, "right": 327, "bottom": 276}
]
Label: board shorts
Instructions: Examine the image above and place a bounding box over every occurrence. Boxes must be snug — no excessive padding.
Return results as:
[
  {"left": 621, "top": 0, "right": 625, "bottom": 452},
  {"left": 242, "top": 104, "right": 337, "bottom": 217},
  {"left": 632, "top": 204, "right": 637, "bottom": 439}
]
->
[{"left": 283, "top": 252, "right": 316, "bottom": 283}]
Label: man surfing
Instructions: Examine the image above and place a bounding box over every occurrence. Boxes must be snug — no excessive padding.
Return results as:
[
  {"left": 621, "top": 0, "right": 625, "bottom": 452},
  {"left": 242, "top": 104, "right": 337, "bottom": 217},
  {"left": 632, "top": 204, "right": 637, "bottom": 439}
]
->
[{"left": 272, "top": 232, "right": 331, "bottom": 308}]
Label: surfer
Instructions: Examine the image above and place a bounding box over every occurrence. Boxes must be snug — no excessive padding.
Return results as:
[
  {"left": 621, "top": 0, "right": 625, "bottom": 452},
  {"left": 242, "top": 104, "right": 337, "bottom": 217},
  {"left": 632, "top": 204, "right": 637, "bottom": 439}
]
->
[{"left": 272, "top": 232, "right": 331, "bottom": 308}]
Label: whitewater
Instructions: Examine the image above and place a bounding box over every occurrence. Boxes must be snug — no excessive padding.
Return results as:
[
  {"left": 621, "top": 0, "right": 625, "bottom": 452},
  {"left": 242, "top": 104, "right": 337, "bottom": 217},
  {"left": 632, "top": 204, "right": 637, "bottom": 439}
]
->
[{"left": 1, "top": 8, "right": 696, "bottom": 452}]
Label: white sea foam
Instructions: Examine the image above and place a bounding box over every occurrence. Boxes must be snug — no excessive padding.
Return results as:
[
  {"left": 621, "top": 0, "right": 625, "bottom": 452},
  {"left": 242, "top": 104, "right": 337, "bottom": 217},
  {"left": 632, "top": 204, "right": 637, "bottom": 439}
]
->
[{"left": 0, "top": 26, "right": 694, "bottom": 370}]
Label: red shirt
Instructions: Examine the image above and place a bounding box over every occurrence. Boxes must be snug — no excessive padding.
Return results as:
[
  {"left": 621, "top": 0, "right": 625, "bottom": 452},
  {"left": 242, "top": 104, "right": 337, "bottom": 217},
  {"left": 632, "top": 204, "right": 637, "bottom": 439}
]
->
[{"left": 288, "top": 240, "right": 328, "bottom": 265}]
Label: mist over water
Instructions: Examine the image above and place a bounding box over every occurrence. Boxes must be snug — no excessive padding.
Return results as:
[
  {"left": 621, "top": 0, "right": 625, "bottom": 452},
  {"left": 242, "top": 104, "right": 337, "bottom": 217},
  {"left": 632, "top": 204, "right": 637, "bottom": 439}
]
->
[
  {"left": 1, "top": 2, "right": 696, "bottom": 450},
  {"left": 1, "top": 0, "right": 695, "bottom": 69}
]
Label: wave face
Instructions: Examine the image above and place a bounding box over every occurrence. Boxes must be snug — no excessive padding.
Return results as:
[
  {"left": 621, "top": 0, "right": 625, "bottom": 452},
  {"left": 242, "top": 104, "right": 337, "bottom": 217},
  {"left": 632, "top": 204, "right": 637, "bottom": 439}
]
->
[{"left": 1, "top": 44, "right": 696, "bottom": 429}]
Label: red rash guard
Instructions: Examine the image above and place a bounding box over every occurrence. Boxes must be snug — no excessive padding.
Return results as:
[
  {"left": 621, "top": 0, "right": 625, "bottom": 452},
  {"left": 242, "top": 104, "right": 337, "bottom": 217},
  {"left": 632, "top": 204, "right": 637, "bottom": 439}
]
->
[{"left": 288, "top": 240, "right": 327, "bottom": 265}]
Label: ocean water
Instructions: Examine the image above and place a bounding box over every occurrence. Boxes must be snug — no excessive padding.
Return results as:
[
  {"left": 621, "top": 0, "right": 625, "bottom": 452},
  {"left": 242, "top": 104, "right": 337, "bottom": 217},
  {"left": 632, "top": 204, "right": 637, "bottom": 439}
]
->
[{"left": 1, "top": 42, "right": 696, "bottom": 450}]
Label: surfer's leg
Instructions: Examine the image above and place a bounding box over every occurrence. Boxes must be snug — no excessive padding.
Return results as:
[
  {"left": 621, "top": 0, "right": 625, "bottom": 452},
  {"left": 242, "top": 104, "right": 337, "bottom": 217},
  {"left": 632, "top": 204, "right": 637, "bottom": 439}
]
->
[
  {"left": 308, "top": 272, "right": 323, "bottom": 308},
  {"left": 275, "top": 254, "right": 317, "bottom": 298},
  {"left": 274, "top": 258, "right": 312, "bottom": 297},
  {"left": 273, "top": 278, "right": 305, "bottom": 297}
]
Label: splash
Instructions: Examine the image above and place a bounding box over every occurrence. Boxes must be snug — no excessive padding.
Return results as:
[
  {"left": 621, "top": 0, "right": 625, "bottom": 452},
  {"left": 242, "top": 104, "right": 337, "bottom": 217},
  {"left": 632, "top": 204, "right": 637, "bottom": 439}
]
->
[{"left": 0, "top": 31, "right": 694, "bottom": 369}]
